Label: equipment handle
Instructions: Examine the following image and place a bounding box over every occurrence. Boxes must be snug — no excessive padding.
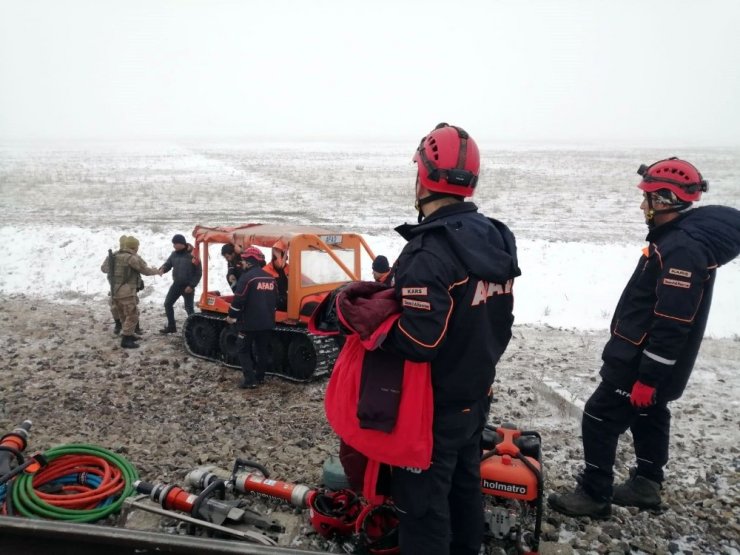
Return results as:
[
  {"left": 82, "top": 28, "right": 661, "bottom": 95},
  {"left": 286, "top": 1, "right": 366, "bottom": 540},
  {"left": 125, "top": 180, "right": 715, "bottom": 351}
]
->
[
  {"left": 232, "top": 458, "right": 270, "bottom": 480},
  {"left": 133, "top": 480, "right": 154, "bottom": 496}
]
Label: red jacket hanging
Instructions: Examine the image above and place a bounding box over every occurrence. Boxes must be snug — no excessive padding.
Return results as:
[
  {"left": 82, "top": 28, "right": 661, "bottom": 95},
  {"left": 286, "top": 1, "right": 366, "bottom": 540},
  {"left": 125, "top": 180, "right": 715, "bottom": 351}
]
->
[{"left": 311, "top": 282, "right": 434, "bottom": 470}]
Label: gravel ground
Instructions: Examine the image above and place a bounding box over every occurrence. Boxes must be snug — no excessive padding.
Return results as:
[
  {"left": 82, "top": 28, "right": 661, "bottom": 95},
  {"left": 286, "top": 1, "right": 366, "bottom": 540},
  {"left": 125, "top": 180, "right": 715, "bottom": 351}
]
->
[{"left": 0, "top": 294, "right": 738, "bottom": 554}]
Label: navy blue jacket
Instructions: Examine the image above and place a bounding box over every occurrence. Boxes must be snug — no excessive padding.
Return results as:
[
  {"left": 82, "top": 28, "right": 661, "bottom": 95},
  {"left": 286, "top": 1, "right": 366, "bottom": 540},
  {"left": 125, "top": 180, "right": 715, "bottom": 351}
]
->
[
  {"left": 161, "top": 245, "right": 202, "bottom": 288},
  {"left": 228, "top": 265, "right": 277, "bottom": 331},
  {"left": 601, "top": 206, "right": 740, "bottom": 401},
  {"left": 382, "top": 202, "right": 521, "bottom": 407}
]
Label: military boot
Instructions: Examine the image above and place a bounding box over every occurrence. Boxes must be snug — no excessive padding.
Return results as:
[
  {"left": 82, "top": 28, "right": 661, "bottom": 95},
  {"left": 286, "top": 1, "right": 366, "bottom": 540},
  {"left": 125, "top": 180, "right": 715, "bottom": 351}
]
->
[
  {"left": 121, "top": 335, "right": 140, "bottom": 349},
  {"left": 547, "top": 486, "right": 611, "bottom": 518},
  {"left": 612, "top": 469, "right": 661, "bottom": 509},
  {"left": 113, "top": 320, "right": 122, "bottom": 335},
  {"left": 239, "top": 371, "right": 258, "bottom": 389}
]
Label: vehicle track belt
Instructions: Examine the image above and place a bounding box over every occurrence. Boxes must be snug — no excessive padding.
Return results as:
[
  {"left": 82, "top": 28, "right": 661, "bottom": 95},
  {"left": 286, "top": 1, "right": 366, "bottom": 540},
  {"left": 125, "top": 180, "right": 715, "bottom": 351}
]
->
[{"left": 182, "top": 314, "right": 338, "bottom": 383}]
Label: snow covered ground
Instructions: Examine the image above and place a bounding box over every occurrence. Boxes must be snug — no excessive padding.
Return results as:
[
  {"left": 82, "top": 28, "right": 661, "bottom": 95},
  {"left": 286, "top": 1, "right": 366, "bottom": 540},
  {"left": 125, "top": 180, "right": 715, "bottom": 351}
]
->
[{"left": 1, "top": 142, "right": 739, "bottom": 337}]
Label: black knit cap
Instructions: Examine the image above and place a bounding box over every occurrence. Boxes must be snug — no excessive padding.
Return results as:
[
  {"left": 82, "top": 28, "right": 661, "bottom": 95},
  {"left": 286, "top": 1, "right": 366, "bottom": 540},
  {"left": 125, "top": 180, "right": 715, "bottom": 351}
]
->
[
  {"left": 172, "top": 234, "right": 187, "bottom": 245},
  {"left": 372, "top": 255, "right": 390, "bottom": 273}
]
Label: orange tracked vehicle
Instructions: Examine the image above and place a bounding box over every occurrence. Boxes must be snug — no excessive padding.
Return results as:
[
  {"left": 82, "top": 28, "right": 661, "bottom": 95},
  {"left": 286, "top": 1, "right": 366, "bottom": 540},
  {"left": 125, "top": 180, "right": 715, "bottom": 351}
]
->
[{"left": 183, "top": 224, "right": 375, "bottom": 382}]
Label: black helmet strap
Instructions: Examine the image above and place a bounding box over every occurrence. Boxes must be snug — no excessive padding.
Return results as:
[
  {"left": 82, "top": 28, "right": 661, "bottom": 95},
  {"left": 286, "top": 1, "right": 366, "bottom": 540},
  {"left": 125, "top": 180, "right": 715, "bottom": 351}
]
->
[
  {"left": 415, "top": 192, "right": 463, "bottom": 223},
  {"left": 644, "top": 192, "right": 692, "bottom": 229}
]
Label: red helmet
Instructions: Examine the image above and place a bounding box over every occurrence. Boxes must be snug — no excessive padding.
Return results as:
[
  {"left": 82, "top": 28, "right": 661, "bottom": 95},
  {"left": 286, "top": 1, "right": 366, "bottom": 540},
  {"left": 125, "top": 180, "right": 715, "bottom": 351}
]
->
[
  {"left": 241, "top": 246, "right": 265, "bottom": 264},
  {"left": 355, "top": 503, "right": 400, "bottom": 554},
  {"left": 307, "top": 489, "right": 363, "bottom": 538},
  {"left": 637, "top": 157, "right": 707, "bottom": 202},
  {"left": 413, "top": 123, "right": 480, "bottom": 197},
  {"left": 272, "top": 239, "right": 288, "bottom": 253}
]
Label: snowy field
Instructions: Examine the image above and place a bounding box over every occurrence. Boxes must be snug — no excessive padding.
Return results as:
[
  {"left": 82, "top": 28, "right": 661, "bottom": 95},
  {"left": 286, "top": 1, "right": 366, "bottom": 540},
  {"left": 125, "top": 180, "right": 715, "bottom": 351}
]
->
[
  {"left": 1, "top": 141, "right": 739, "bottom": 337},
  {"left": 0, "top": 142, "right": 739, "bottom": 554}
]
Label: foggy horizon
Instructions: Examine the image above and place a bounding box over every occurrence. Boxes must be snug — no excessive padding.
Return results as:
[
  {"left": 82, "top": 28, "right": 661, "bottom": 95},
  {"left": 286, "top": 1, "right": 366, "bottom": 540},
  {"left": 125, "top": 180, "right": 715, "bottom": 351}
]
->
[{"left": 2, "top": 0, "right": 739, "bottom": 147}]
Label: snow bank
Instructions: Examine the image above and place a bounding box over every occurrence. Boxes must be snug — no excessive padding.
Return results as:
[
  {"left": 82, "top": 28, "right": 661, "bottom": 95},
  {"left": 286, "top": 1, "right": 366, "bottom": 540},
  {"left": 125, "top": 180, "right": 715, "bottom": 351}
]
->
[{"left": 2, "top": 225, "right": 737, "bottom": 338}]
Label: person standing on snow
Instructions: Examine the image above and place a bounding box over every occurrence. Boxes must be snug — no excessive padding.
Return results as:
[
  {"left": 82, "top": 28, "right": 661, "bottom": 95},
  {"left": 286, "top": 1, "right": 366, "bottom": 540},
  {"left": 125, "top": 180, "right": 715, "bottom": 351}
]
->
[
  {"left": 101, "top": 235, "right": 161, "bottom": 349},
  {"left": 159, "top": 233, "right": 202, "bottom": 334},
  {"left": 380, "top": 123, "right": 521, "bottom": 555},
  {"left": 549, "top": 158, "right": 740, "bottom": 518},
  {"left": 225, "top": 247, "right": 277, "bottom": 389}
]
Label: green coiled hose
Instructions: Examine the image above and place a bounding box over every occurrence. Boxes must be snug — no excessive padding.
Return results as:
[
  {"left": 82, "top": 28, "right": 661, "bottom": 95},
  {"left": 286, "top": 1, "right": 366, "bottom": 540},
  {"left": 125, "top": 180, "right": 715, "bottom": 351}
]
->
[{"left": 10, "top": 443, "right": 138, "bottom": 522}]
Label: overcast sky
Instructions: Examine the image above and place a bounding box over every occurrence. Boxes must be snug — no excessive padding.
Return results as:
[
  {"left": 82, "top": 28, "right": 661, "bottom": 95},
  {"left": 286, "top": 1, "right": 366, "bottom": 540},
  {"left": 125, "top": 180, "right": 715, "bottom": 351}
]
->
[{"left": 1, "top": 0, "right": 739, "bottom": 146}]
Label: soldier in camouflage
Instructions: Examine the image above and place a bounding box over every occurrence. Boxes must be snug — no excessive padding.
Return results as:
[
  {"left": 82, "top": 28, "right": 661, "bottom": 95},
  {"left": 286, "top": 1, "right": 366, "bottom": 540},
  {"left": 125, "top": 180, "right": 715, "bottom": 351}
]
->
[
  {"left": 104, "top": 235, "right": 128, "bottom": 335},
  {"left": 101, "top": 235, "right": 161, "bottom": 349}
]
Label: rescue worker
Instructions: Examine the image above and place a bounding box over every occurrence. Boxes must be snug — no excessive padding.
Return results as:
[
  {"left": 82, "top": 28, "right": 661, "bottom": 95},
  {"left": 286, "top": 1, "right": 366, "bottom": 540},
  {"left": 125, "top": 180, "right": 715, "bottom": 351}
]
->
[
  {"left": 159, "top": 234, "right": 202, "bottom": 334},
  {"left": 100, "top": 236, "right": 161, "bottom": 348},
  {"left": 225, "top": 247, "right": 277, "bottom": 389},
  {"left": 371, "top": 255, "right": 392, "bottom": 284},
  {"left": 264, "top": 239, "right": 289, "bottom": 311},
  {"left": 548, "top": 158, "right": 740, "bottom": 518},
  {"left": 380, "top": 123, "right": 521, "bottom": 555},
  {"left": 221, "top": 243, "right": 242, "bottom": 291}
]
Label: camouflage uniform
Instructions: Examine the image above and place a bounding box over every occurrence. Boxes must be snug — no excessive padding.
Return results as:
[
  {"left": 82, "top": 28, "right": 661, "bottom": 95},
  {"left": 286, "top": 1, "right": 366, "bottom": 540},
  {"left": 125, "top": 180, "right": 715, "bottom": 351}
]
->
[
  {"left": 108, "top": 295, "right": 120, "bottom": 322},
  {"left": 101, "top": 248, "right": 159, "bottom": 338}
]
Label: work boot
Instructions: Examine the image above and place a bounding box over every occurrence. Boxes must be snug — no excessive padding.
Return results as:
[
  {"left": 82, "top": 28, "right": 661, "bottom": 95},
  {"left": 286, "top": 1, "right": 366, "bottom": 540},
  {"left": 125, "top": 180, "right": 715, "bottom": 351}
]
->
[
  {"left": 159, "top": 326, "right": 177, "bottom": 334},
  {"left": 547, "top": 486, "right": 611, "bottom": 518},
  {"left": 612, "top": 469, "right": 661, "bottom": 509},
  {"left": 121, "top": 335, "right": 140, "bottom": 349},
  {"left": 113, "top": 320, "right": 122, "bottom": 335},
  {"left": 239, "top": 373, "right": 258, "bottom": 389},
  {"left": 239, "top": 378, "right": 258, "bottom": 390}
]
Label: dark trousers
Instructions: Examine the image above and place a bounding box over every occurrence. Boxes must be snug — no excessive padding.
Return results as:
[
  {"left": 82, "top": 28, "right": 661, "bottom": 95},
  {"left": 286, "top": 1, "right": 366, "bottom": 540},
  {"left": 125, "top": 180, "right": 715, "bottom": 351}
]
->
[
  {"left": 164, "top": 284, "right": 195, "bottom": 329},
  {"left": 391, "top": 396, "right": 489, "bottom": 555},
  {"left": 582, "top": 380, "right": 670, "bottom": 500},
  {"left": 237, "top": 330, "right": 273, "bottom": 385}
]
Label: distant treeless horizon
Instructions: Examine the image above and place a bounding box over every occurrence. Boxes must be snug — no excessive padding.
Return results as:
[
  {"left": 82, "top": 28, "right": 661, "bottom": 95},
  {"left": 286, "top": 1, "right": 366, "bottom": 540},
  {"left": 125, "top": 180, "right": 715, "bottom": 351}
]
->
[{"left": 1, "top": 1, "right": 739, "bottom": 146}]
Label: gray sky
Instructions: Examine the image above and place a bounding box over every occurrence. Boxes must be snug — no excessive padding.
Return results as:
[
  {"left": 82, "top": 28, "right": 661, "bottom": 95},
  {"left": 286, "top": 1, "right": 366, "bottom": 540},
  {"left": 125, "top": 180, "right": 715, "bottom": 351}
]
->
[{"left": 1, "top": 0, "right": 739, "bottom": 145}]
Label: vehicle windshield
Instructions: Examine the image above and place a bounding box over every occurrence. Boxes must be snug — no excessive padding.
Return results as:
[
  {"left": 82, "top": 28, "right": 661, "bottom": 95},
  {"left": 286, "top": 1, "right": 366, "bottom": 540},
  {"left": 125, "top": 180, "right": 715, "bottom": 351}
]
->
[{"left": 300, "top": 248, "right": 356, "bottom": 285}]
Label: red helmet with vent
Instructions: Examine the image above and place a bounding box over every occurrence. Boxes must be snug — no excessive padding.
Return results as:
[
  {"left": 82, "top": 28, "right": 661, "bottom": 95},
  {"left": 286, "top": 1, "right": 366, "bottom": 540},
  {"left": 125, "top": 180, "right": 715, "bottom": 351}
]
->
[
  {"left": 637, "top": 157, "right": 707, "bottom": 202},
  {"left": 413, "top": 123, "right": 480, "bottom": 197},
  {"left": 241, "top": 246, "right": 265, "bottom": 264},
  {"left": 307, "top": 489, "right": 363, "bottom": 538}
]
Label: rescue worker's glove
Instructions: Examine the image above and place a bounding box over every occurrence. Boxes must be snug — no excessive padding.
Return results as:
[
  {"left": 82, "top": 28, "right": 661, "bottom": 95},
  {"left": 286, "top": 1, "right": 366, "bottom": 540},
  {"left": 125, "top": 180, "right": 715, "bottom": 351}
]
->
[{"left": 630, "top": 381, "right": 656, "bottom": 408}]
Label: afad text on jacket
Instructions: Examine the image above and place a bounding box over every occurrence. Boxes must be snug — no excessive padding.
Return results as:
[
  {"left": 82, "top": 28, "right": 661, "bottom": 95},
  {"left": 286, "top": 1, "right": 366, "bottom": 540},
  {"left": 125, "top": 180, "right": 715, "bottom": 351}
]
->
[
  {"left": 383, "top": 202, "right": 521, "bottom": 407},
  {"left": 228, "top": 266, "right": 277, "bottom": 331}
]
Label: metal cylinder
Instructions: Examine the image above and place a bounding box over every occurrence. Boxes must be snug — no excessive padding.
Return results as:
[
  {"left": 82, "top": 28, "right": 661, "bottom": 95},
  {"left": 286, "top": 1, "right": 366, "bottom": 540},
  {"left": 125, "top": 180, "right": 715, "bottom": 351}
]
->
[
  {"left": 185, "top": 465, "right": 314, "bottom": 509},
  {"left": 233, "top": 472, "right": 313, "bottom": 508},
  {"left": 135, "top": 480, "right": 198, "bottom": 513}
]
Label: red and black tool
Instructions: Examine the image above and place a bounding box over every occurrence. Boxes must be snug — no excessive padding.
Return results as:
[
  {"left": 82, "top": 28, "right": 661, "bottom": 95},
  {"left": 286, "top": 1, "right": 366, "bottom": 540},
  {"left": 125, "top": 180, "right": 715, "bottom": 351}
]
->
[
  {"left": 134, "top": 478, "right": 282, "bottom": 532},
  {"left": 0, "top": 420, "right": 46, "bottom": 486},
  {"left": 185, "top": 458, "right": 315, "bottom": 509}
]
